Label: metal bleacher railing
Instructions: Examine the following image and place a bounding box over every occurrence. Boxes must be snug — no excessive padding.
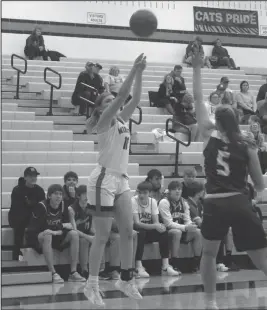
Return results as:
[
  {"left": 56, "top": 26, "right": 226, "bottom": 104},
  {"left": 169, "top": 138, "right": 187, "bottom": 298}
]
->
[
  {"left": 11, "top": 54, "right": 28, "bottom": 99},
  {"left": 165, "top": 118, "right": 191, "bottom": 177},
  {"left": 44, "top": 67, "right": 62, "bottom": 116},
  {"left": 129, "top": 106, "right": 143, "bottom": 154}
]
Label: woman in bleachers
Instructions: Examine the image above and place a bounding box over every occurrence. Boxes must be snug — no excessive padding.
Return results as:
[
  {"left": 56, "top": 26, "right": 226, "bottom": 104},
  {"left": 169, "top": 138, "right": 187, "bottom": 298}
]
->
[
  {"left": 236, "top": 81, "right": 257, "bottom": 124},
  {"left": 104, "top": 66, "right": 132, "bottom": 103},
  {"left": 205, "top": 91, "right": 221, "bottom": 123},
  {"left": 24, "top": 26, "right": 48, "bottom": 61},
  {"left": 157, "top": 75, "right": 176, "bottom": 115}
]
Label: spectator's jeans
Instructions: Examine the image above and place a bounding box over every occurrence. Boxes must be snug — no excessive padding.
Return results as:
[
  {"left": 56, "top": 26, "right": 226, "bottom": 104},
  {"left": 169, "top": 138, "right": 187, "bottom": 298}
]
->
[
  {"left": 13, "top": 225, "right": 26, "bottom": 259},
  {"left": 210, "top": 56, "right": 237, "bottom": 69},
  {"left": 24, "top": 45, "right": 48, "bottom": 61},
  {"left": 135, "top": 229, "right": 169, "bottom": 261}
]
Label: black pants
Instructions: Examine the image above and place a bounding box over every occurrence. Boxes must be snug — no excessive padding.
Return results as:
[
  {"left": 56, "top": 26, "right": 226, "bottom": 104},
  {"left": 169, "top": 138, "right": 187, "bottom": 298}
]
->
[
  {"left": 216, "top": 240, "right": 225, "bottom": 264},
  {"left": 258, "top": 150, "right": 267, "bottom": 174},
  {"left": 13, "top": 225, "right": 27, "bottom": 259},
  {"left": 210, "top": 57, "right": 236, "bottom": 69},
  {"left": 24, "top": 45, "right": 48, "bottom": 60},
  {"left": 135, "top": 229, "right": 169, "bottom": 261}
]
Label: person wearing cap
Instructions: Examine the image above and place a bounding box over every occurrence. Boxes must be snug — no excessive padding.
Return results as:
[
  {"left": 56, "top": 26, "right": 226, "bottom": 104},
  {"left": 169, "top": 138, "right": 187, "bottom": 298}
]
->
[
  {"left": 184, "top": 36, "right": 211, "bottom": 68},
  {"left": 71, "top": 61, "right": 104, "bottom": 116},
  {"left": 8, "top": 167, "right": 45, "bottom": 261},
  {"left": 158, "top": 181, "right": 202, "bottom": 273},
  {"left": 63, "top": 171, "right": 79, "bottom": 207},
  {"left": 26, "top": 184, "right": 86, "bottom": 283}
]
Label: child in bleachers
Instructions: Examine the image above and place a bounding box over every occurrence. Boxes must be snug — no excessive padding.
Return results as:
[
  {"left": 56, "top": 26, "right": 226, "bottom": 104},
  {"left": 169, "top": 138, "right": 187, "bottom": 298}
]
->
[
  {"left": 63, "top": 171, "right": 79, "bottom": 207},
  {"left": 145, "top": 169, "right": 164, "bottom": 202},
  {"left": 132, "top": 181, "right": 179, "bottom": 277},
  {"left": 181, "top": 167, "right": 197, "bottom": 199}
]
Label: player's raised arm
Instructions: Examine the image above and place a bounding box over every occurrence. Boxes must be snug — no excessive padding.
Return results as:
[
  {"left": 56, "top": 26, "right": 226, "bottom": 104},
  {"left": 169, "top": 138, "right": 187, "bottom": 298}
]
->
[
  {"left": 96, "top": 54, "right": 145, "bottom": 132},
  {"left": 119, "top": 57, "right": 146, "bottom": 122},
  {"left": 192, "top": 52, "right": 215, "bottom": 141}
]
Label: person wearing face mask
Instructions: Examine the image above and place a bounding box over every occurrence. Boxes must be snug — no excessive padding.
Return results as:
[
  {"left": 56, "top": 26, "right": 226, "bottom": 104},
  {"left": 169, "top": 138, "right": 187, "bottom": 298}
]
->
[
  {"left": 8, "top": 167, "right": 45, "bottom": 261},
  {"left": 24, "top": 26, "right": 48, "bottom": 60},
  {"left": 246, "top": 116, "right": 267, "bottom": 174},
  {"left": 26, "top": 184, "right": 86, "bottom": 284},
  {"left": 63, "top": 171, "right": 79, "bottom": 207},
  {"left": 159, "top": 181, "right": 202, "bottom": 274}
]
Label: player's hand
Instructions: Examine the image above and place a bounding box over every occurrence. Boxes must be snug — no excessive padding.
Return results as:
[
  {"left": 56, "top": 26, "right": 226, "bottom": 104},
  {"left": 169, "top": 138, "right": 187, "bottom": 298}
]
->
[
  {"left": 133, "top": 53, "right": 144, "bottom": 67},
  {"left": 136, "top": 56, "right": 147, "bottom": 72},
  {"left": 185, "top": 224, "right": 197, "bottom": 232},
  {"left": 191, "top": 51, "right": 204, "bottom": 68}
]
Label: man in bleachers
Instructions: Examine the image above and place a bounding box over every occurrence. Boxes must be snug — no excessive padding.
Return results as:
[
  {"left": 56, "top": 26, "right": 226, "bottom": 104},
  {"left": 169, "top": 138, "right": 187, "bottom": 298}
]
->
[
  {"left": 24, "top": 26, "right": 48, "bottom": 61},
  {"left": 63, "top": 171, "right": 79, "bottom": 207},
  {"left": 159, "top": 181, "right": 202, "bottom": 273},
  {"left": 145, "top": 169, "right": 164, "bottom": 202},
  {"left": 8, "top": 167, "right": 45, "bottom": 261},
  {"left": 184, "top": 36, "right": 211, "bottom": 68},
  {"left": 26, "top": 184, "right": 86, "bottom": 284},
  {"left": 71, "top": 62, "right": 104, "bottom": 116},
  {"left": 181, "top": 167, "right": 197, "bottom": 199},
  {"left": 167, "top": 65, "right": 187, "bottom": 104},
  {"left": 256, "top": 78, "right": 267, "bottom": 134}
]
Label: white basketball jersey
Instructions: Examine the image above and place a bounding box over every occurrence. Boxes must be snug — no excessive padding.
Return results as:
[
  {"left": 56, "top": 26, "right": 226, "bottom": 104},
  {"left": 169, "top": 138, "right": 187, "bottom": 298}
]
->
[{"left": 98, "top": 119, "right": 130, "bottom": 174}]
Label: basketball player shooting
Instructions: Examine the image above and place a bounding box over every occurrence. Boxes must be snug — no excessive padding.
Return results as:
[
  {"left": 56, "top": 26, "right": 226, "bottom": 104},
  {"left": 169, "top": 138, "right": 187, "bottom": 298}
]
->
[
  {"left": 191, "top": 50, "right": 267, "bottom": 310},
  {"left": 83, "top": 53, "right": 146, "bottom": 307}
]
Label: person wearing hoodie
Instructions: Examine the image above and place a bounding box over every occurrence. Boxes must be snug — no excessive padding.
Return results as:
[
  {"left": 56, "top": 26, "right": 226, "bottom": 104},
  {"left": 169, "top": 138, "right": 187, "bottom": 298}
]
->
[
  {"left": 63, "top": 171, "right": 79, "bottom": 207},
  {"left": 8, "top": 167, "right": 45, "bottom": 261},
  {"left": 24, "top": 26, "right": 48, "bottom": 60}
]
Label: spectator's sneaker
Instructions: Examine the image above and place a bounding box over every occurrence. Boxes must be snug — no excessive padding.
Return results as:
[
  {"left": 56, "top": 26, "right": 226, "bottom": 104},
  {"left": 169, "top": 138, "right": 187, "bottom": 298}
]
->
[
  {"left": 115, "top": 278, "right": 143, "bottom": 300},
  {"left": 52, "top": 273, "right": 64, "bottom": 284},
  {"left": 205, "top": 300, "right": 219, "bottom": 310},
  {"left": 162, "top": 265, "right": 181, "bottom": 276},
  {"left": 84, "top": 283, "right": 105, "bottom": 307},
  {"left": 109, "top": 270, "right": 120, "bottom": 280},
  {"left": 227, "top": 261, "right": 240, "bottom": 272},
  {"left": 68, "top": 272, "right": 86, "bottom": 282},
  {"left": 216, "top": 263, "right": 229, "bottom": 272},
  {"left": 136, "top": 267, "right": 150, "bottom": 278},
  {"left": 133, "top": 270, "right": 140, "bottom": 279},
  {"left": 99, "top": 270, "right": 111, "bottom": 280}
]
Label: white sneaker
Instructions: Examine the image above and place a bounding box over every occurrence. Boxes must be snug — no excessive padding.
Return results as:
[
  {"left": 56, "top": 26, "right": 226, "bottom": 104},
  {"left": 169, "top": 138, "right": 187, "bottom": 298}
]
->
[
  {"left": 84, "top": 283, "right": 105, "bottom": 307},
  {"left": 205, "top": 300, "right": 219, "bottom": 310},
  {"left": 52, "top": 273, "right": 64, "bottom": 284},
  {"left": 162, "top": 265, "right": 181, "bottom": 276},
  {"left": 216, "top": 263, "right": 229, "bottom": 272},
  {"left": 136, "top": 266, "right": 150, "bottom": 278},
  {"left": 68, "top": 272, "right": 86, "bottom": 282},
  {"left": 115, "top": 278, "right": 143, "bottom": 300}
]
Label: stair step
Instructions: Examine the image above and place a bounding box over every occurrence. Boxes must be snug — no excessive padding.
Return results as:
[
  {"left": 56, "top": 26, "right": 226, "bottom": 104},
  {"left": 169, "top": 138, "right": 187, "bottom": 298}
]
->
[
  {"left": 2, "top": 271, "right": 51, "bottom": 286},
  {"left": 2, "top": 260, "right": 28, "bottom": 268}
]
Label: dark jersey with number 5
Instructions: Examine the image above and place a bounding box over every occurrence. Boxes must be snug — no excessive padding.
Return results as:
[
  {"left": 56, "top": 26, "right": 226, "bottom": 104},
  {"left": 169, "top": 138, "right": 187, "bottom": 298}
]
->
[{"left": 204, "top": 131, "right": 249, "bottom": 194}]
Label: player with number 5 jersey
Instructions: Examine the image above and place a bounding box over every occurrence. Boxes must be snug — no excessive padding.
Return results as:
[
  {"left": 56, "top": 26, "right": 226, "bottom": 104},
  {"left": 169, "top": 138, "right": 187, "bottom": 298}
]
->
[
  {"left": 84, "top": 54, "right": 146, "bottom": 307},
  {"left": 192, "top": 51, "right": 267, "bottom": 310}
]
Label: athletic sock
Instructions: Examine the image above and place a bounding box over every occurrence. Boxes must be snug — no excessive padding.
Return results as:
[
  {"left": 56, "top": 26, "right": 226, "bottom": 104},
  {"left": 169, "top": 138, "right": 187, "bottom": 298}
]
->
[{"left": 88, "top": 275, "right": 99, "bottom": 285}]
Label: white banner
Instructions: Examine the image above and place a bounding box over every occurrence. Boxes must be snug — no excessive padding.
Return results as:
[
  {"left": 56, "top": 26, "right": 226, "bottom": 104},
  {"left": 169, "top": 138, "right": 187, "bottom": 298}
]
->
[
  {"left": 260, "top": 25, "right": 267, "bottom": 36},
  {"left": 87, "top": 12, "right": 106, "bottom": 25}
]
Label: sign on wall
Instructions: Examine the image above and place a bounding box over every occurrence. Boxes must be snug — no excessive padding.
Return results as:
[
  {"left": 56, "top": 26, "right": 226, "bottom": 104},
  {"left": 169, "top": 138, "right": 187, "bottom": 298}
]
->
[
  {"left": 87, "top": 12, "right": 106, "bottom": 25},
  {"left": 193, "top": 6, "right": 259, "bottom": 35},
  {"left": 260, "top": 25, "right": 267, "bottom": 36}
]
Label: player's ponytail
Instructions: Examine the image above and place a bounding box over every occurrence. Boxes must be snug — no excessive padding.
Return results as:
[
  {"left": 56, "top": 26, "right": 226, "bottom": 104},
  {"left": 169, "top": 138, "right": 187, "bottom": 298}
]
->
[{"left": 215, "top": 105, "right": 256, "bottom": 149}]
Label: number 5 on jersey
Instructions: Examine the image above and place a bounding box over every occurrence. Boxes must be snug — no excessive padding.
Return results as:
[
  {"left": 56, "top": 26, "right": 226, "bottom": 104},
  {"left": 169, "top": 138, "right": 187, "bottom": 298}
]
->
[
  {"left": 123, "top": 137, "right": 130, "bottom": 150},
  {"left": 217, "top": 150, "right": 230, "bottom": 176}
]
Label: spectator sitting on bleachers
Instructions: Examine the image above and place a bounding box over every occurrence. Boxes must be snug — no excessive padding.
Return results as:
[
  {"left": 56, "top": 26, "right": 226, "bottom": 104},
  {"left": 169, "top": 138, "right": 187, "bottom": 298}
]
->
[
  {"left": 236, "top": 81, "right": 257, "bottom": 123},
  {"left": 205, "top": 91, "right": 220, "bottom": 123},
  {"left": 210, "top": 39, "right": 238, "bottom": 70},
  {"left": 184, "top": 36, "right": 211, "bottom": 68},
  {"left": 159, "top": 181, "right": 202, "bottom": 273},
  {"left": 256, "top": 77, "right": 267, "bottom": 110},
  {"left": 26, "top": 184, "right": 86, "bottom": 283},
  {"left": 63, "top": 171, "right": 78, "bottom": 207},
  {"left": 93, "top": 63, "right": 103, "bottom": 75},
  {"left": 246, "top": 116, "right": 267, "bottom": 174},
  {"left": 132, "top": 182, "right": 179, "bottom": 277},
  {"left": 145, "top": 169, "right": 164, "bottom": 202},
  {"left": 103, "top": 66, "right": 132, "bottom": 103},
  {"left": 157, "top": 75, "right": 176, "bottom": 115},
  {"left": 172, "top": 92, "right": 200, "bottom": 141},
  {"left": 167, "top": 65, "right": 187, "bottom": 104},
  {"left": 8, "top": 167, "right": 45, "bottom": 261},
  {"left": 71, "top": 62, "right": 103, "bottom": 116},
  {"left": 181, "top": 167, "right": 197, "bottom": 199},
  {"left": 24, "top": 26, "right": 48, "bottom": 61}
]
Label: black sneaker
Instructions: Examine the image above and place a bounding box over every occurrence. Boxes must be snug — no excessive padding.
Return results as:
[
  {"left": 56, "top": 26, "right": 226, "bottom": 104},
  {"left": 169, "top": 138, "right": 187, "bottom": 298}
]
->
[{"left": 99, "top": 270, "right": 111, "bottom": 280}]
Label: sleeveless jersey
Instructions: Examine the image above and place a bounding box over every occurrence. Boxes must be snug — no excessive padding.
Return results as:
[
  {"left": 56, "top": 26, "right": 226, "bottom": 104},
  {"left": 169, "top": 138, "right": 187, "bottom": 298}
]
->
[
  {"left": 204, "top": 130, "right": 249, "bottom": 194},
  {"left": 71, "top": 201, "right": 93, "bottom": 234},
  {"left": 98, "top": 119, "right": 130, "bottom": 174},
  {"left": 166, "top": 197, "right": 187, "bottom": 225},
  {"left": 39, "top": 201, "right": 65, "bottom": 231}
]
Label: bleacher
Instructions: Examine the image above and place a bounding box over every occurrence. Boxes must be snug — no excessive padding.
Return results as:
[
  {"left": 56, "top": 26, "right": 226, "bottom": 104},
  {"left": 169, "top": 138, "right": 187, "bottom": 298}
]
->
[{"left": 2, "top": 54, "right": 267, "bottom": 286}]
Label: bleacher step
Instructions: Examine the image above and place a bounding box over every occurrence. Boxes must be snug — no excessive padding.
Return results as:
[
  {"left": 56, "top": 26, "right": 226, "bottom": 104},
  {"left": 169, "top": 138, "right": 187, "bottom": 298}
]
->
[
  {"left": 2, "top": 261, "right": 28, "bottom": 268},
  {"left": 2, "top": 271, "right": 51, "bottom": 286}
]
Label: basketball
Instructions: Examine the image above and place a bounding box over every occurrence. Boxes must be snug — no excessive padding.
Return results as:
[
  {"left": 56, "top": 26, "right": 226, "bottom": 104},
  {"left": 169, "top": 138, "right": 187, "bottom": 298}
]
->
[{"left": 129, "top": 10, "right": 158, "bottom": 37}]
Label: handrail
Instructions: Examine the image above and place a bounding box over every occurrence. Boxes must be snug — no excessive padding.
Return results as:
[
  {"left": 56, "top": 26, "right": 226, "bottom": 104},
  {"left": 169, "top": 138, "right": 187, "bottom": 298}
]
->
[
  {"left": 129, "top": 106, "right": 143, "bottom": 134},
  {"left": 11, "top": 54, "right": 28, "bottom": 99},
  {"left": 79, "top": 83, "right": 98, "bottom": 118},
  {"left": 44, "top": 67, "right": 62, "bottom": 116},
  {"left": 165, "top": 118, "right": 191, "bottom": 177}
]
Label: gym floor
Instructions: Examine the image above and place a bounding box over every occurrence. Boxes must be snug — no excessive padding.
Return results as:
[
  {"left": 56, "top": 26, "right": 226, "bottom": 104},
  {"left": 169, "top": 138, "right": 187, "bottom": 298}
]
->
[{"left": 2, "top": 270, "right": 267, "bottom": 309}]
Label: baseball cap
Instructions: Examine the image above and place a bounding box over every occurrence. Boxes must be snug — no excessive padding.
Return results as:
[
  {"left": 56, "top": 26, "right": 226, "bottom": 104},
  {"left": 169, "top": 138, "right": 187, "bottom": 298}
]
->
[
  {"left": 220, "top": 76, "right": 230, "bottom": 83},
  {"left": 95, "top": 63, "right": 103, "bottom": 70},
  {"left": 47, "top": 184, "right": 63, "bottom": 196},
  {"left": 24, "top": 167, "right": 40, "bottom": 177},
  {"left": 85, "top": 61, "right": 95, "bottom": 68},
  {"left": 217, "top": 84, "right": 226, "bottom": 92}
]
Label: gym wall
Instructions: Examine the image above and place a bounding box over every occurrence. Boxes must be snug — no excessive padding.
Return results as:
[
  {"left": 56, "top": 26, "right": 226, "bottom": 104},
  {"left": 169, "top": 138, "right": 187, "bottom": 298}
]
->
[{"left": 2, "top": 1, "right": 267, "bottom": 67}]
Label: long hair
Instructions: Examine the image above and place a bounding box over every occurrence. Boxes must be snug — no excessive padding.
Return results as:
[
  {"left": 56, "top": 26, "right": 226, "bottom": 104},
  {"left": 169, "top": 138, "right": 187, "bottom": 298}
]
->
[
  {"left": 215, "top": 105, "right": 256, "bottom": 148},
  {"left": 240, "top": 80, "right": 249, "bottom": 92}
]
